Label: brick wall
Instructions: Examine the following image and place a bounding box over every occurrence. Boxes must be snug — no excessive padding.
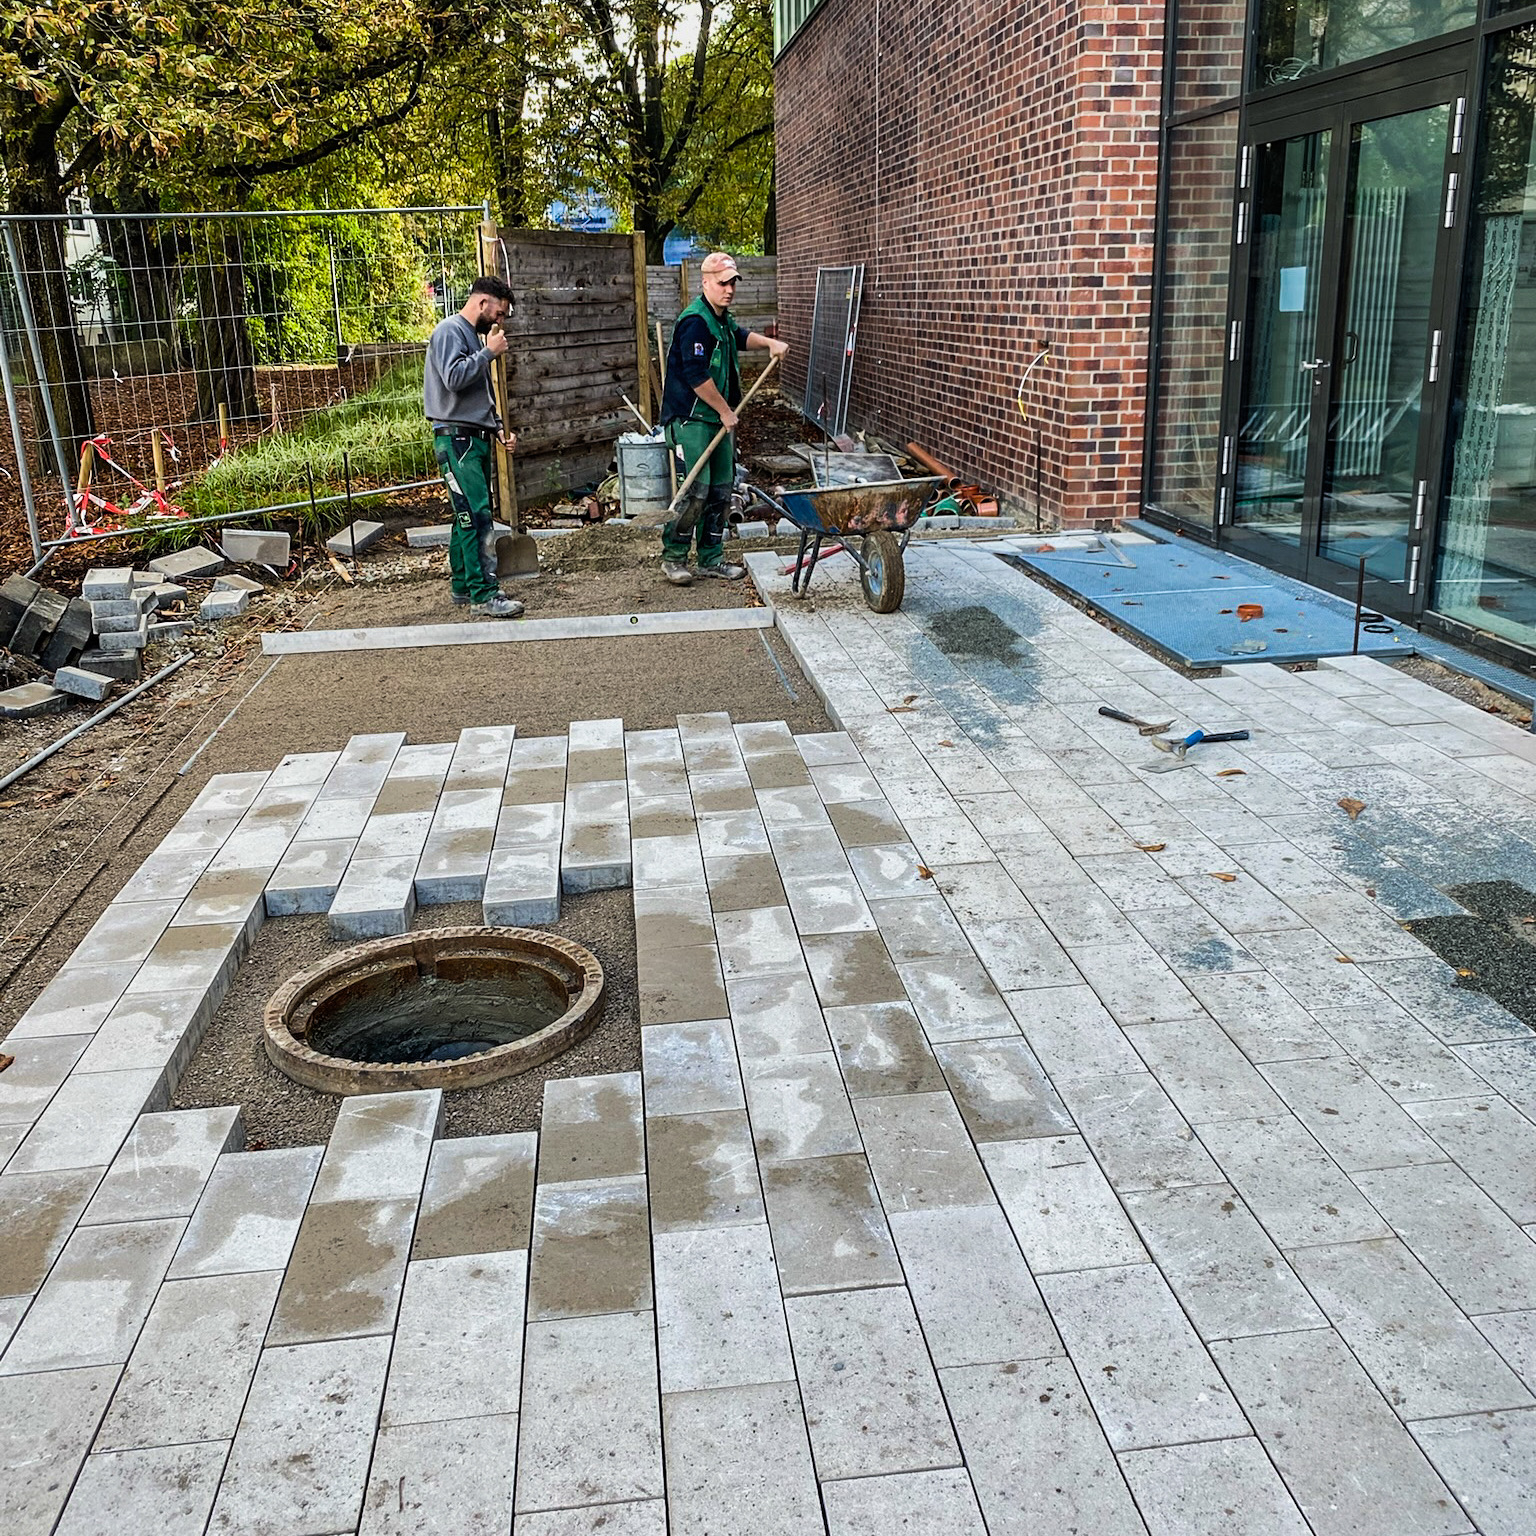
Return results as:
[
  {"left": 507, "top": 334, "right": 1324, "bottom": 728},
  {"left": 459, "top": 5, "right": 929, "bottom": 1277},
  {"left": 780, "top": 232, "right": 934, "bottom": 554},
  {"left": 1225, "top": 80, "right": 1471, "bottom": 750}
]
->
[{"left": 775, "top": 0, "right": 1165, "bottom": 526}]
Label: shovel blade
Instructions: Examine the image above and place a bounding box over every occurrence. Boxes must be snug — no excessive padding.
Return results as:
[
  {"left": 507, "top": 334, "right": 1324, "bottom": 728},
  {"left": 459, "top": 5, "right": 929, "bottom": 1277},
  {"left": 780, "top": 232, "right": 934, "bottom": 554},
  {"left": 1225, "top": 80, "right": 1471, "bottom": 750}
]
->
[{"left": 495, "top": 532, "right": 541, "bottom": 578}]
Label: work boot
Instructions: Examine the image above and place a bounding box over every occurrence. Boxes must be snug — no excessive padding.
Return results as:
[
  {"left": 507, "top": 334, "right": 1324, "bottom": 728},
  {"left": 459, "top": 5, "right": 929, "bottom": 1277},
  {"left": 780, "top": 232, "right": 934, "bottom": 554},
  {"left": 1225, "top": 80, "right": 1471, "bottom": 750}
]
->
[
  {"left": 662, "top": 560, "right": 694, "bottom": 586},
  {"left": 450, "top": 592, "right": 471, "bottom": 606},
  {"left": 695, "top": 562, "right": 746, "bottom": 581},
  {"left": 471, "top": 595, "right": 524, "bottom": 619}
]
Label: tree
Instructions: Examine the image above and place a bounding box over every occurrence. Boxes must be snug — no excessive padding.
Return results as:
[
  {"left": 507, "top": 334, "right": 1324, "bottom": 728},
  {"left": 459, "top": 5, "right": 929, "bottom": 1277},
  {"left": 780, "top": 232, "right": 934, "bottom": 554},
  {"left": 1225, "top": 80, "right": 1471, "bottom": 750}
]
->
[
  {"left": 0, "top": 0, "right": 490, "bottom": 438},
  {"left": 545, "top": 0, "right": 775, "bottom": 261}
]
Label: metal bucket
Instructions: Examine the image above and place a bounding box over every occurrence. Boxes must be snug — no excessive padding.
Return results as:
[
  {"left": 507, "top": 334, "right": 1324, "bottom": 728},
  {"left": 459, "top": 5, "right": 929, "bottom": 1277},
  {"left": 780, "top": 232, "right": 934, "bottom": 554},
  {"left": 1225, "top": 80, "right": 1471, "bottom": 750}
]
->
[{"left": 617, "top": 437, "right": 672, "bottom": 521}]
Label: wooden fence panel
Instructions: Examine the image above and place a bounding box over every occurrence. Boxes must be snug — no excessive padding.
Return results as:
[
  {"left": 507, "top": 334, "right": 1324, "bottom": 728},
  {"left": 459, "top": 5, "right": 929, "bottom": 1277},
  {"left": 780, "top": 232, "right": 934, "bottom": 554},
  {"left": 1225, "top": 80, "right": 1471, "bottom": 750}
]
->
[{"left": 646, "top": 257, "right": 778, "bottom": 382}]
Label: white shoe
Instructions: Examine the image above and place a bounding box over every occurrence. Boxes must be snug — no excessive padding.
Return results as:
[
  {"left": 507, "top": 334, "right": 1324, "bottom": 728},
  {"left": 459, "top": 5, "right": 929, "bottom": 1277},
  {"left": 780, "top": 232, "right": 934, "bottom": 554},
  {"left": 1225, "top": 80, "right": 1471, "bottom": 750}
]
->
[{"left": 471, "top": 595, "right": 524, "bottom": 618}]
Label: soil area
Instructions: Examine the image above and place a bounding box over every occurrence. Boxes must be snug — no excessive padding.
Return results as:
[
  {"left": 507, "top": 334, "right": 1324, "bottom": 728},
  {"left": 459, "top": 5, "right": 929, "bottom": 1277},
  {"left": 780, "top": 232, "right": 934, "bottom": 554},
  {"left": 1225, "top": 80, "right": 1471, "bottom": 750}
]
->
[
  {"left": 0, "top": 534, "right": 830, "bottom": 1092},
  {"left": 172, "top": 891, "right": 640, "bottom": 1148}
]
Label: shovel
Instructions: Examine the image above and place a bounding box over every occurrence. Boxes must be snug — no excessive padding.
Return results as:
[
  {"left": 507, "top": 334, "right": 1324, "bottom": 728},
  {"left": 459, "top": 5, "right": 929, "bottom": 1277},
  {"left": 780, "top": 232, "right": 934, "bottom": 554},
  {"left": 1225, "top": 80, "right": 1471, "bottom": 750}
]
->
[
  {"left": 488, "top": 351, "right": 539, "bottom": 577},
  {"left": 1098, "top": 706, "right": 1174, "bottom": 736},
  {"left": 663, "top": 354, "right": 781, "bottom": 518}
]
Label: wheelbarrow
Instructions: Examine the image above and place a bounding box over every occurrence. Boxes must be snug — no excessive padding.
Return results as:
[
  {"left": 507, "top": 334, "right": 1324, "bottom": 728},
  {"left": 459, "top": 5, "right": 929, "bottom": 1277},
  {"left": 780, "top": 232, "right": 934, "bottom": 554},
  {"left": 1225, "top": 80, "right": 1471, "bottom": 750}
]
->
[{"left": 752, "top": 477, "right": 947, "bottom": 613}]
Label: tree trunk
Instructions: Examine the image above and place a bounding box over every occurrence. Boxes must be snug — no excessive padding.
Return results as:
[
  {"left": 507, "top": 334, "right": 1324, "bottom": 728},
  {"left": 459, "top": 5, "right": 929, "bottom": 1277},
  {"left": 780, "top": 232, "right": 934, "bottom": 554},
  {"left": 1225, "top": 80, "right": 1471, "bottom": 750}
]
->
[
  {"left": 190, "top": 227, "right": 259, "bottom": 422},
  {"left": 488, "top": 51, "right": 530, "bottom": 227},
  {"left": 763, "top": 161, "right": 777, "bottom": 255}
]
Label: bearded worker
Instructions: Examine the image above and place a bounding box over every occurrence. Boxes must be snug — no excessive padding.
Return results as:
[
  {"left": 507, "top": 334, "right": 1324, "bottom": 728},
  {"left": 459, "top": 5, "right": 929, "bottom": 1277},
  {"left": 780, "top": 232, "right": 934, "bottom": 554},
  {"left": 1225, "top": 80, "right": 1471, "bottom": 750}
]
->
[
  {"left": 423, "top": 274, "right": 523, "bottom": 618},
  {"left": 659, "top": 252, "right": 789, "bottom": 585}
]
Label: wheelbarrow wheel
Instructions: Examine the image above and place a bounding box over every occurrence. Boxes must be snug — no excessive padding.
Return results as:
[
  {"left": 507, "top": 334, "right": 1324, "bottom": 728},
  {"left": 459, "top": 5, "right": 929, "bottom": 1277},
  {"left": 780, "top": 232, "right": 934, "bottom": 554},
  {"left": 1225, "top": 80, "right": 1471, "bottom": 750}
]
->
[{"left": 860, "top": 529, "right": 905, "bottom": 613}]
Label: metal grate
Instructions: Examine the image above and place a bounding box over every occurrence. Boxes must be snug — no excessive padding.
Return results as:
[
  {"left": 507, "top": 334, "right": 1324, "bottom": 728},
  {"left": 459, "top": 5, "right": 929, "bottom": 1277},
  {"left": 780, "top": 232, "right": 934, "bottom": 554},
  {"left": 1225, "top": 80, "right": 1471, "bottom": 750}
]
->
[{"left": 804, "top": 264, "right": 863, "bottom": 440}]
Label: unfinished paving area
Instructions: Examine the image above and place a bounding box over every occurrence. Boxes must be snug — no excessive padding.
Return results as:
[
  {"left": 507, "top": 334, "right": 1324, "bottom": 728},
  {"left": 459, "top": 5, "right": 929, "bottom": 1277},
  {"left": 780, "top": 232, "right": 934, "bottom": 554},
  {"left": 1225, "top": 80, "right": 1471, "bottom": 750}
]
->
[{"left": 5, "top": 539, "right": 1536, "bottom": 1534}]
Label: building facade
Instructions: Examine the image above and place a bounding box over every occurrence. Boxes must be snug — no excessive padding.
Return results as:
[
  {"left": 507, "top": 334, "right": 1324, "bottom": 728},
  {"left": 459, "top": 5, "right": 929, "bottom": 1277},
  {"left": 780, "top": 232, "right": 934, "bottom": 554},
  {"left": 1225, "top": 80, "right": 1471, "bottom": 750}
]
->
[{"left": 774, "top": 0, "right": 1536, "bottom": 671}]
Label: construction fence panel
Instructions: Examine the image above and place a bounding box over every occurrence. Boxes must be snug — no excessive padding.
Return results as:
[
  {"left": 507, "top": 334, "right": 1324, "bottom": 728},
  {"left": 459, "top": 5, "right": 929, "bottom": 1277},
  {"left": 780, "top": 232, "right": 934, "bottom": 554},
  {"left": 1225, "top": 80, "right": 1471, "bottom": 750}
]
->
[{"left": 0, "top": 206, "right": 487, "bottom": 562}]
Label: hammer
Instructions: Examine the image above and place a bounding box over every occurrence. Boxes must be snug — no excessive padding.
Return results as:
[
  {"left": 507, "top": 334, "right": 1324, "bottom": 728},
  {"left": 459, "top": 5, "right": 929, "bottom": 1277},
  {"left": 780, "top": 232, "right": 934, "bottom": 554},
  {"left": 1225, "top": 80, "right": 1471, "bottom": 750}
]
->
[
  {"left": 1148, "top": 728, "right": 1251, "bottom": 758},
  {"left": 1098, "top": 706, "right": 1174, "bottom": 736}
]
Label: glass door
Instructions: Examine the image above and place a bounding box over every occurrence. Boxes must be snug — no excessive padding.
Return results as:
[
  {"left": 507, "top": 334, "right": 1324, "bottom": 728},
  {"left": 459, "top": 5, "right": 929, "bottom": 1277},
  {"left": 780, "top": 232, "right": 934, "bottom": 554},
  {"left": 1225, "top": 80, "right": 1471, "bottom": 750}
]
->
[{"left": 1228, "top": 79, "right": 1464, "bottom": 618}]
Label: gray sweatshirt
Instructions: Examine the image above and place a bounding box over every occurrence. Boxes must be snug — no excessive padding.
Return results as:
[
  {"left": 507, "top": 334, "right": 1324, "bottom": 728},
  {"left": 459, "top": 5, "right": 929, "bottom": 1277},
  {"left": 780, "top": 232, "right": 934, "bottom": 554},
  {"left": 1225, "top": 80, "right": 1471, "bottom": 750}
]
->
[{"left": 424, "top": 314, "right": 501, "bottom": 433}]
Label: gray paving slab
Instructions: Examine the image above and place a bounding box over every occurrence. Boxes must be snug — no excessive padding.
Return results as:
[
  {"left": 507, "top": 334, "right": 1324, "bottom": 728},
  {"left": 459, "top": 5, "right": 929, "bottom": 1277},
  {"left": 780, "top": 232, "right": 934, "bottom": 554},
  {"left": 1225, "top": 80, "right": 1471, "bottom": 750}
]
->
[
  {"left": 760, "top": 1152, "right": 902, "bottom": 1294},
  {"left": 516, "top": 1310, "right": 663, "bottom": 1513},
  {"left": 1055, "top": 1071, "right": 1222, "bottom": 1191},
  {"left": 696, "top": 807, "right": 770, "bottom": 857},
  {"left": 827, "top": 797, "right": 907, "bottom": 847},
  {"left": 328, "top": 853, "right": 420, "bottom": 938},
  {"left": 207, "top": 1335, "right": 390, "bottom": 1536},
  {"left": 821, "top": 1467, "right": 987, "bottom": 1534},
  {"left": 483, "top": 841, "right": 561, "bottom": 924},
  {"left": 1405, "top": 1096, "right": 1536, "bottom": 1225},
  {"left": 359, "top": 1414, "right": 518, "bottom": 1536},
  {"left": 639, "top": 941, "right": 729, "bottom": 1025},
  {"left": 980, "top": 1134, "right": 1147, "bottom": 1274},
  {"left": 853, "top": 1090, "right": 992, "bottom": 1211},
  {"left": 72, "top": 989, "right": 211, "bottom": 1082},
  {"left": 888, "top": 1203, "right": 1060, "bottom": 1368},
  {"left": 768, "top": 822, "right": 853, "bottom": 877},
  {"left": 539, "top": 1072, "right": 644, "bottom": 1182},
  {"left": 1354, "top": 1161, "right": 1536, "bottom": 1314},
  {"left": 67, "top": 898, "right": 182, "bottom": 969},
  {"left": 119, "top": 915, "right": 250, "bottom": 1000},
  {"left": 897, "top": 951, "right": 1016, "bottom": 1043},
  {"left": 705, "top": 850, "right": 787, "bottom": 912},
  {"left": 934, "top": 1036, "right": 1074, "bottom": 1140},
  {"left": 168, "top": 1145, "right": 323, "bottom": 1278},
  {"left": 1363, "top": 957, "right": 1533, "bottom": 1044},
  {"left": 1288, "top": 1237, "right": 1533, "bottom": 1419},
  {"left": 1213, "top": 1328, "right": 1472, "bottom": 1536},
  {"left": 96, "top": 1269, "right": 281, "bottom": 1450},
  {"left": 0, "top": 1365, "right": 118, "bottom": 1535},
  {"left": 82, "top": 1105, "right": 241, "bottom": 1224},
  {"left": 55, "top": 1441, "right": 228, "bottom": 1536},
  {"left": 786, "top": 1285, "right": 960, "bottom": 1480},
  {"left": 6, "top": 964, "right": 135, "bottom": 1040},
  {"left": 1070, "top": 936, "right": 1205, "bottom": 1026},
  {"left": 661, "top": 1380, "right": 824, "bottom": 1536},
  {"left": 1313, "top": 1002, "right": 1492, "bottom": 1102},
  {"left": 1411, "top": 1408, "right": 1536, "bottom": 1536},
  {"left": 726, "top": 969, "right": 831, "bottom": 1059},
  {"left": 382, "top": 1250, "right": 526, "bottom": 1425},
  {"left": 654, "top": 1223, "right": 794, "bottom": 1393},
  {"left": 1006, "top": 983, "right": 1144, "bottom": 1079},
  {"left": 267, "top": 1196, "right": 415, "bottom": 1345},
  {"left": 528, "top": 1176, "right": 651, "bottom": 1321},
  {"left": 796, "top": 729, "right": 861, "bottom": 766},
  {"left": 0, "top": 1165, "right": 103, "bottom": 1298},
  {"left": 412, "top": 1131, "right": 536, "bottom": 1260},
  {"left": 715, "top": 904, "right": 805, "bottom": 982},
  {"left": 0, "top": 1033, "right": 91, "bottom": 1128},
  {"left": 1038, "top": 1262, "right": 1247, "bottom": 1450},
  {"left": 517, "top": 1501, "right": 667, "bottom": 1535},
  {"left": 312, "top": 1090, "right": 440, "bottom": 1203},
  {"left": 647, "top": 1109, "right": 765, "bottom": 1234},
  {"left": 1126, "top": 1016, "right": 1288, "bottom": 1122},
  {"left": 1186, "top": 971, "right": 1339, "bottom": 1061},
  {"left": 1121, "top": 1182, "right": 1324, "bottom": 1340},
  {"left": 630, "top": 832, "right": 702, "bottom": 890},
  {"left": 782, "top": 870, "right": 876, "bottom": 935},
  {"left": 0, "top": 1216, "right": 183, "bottom": 1374},
  {"left": 868, "top": 894, "right": 970, "bottom": 962},
  {"left": 1259, "top": 1056, "right": 1448, "bottom": 1172},
  {"left": 641, "top": 1019, "right": 745, "bottom": 1117},
  {"left": 1456, "top": 1039, "right": 1536, "bottom": 1120},
  {"left": 1476, "top": 1310, "right": 1536, "bottom": 1392},
  {"left": 1197, "top": 1113, "right": 1392, "bottom": 1247},
  {"left": 940, "top": 1356, "right": 1148, "bottom": 1536},
  {"left": 633, "top": 882, "right": 714, "bottom": 952},
  {"left": 743, "top": 1051, "right": 860, "bottom": 1162},
  {"left": 1117, "top": 1437, "right": 1310, "bottom": 1536},
  {"left": 824, "top": 1000, "right": 946, "bottom": 1097}
]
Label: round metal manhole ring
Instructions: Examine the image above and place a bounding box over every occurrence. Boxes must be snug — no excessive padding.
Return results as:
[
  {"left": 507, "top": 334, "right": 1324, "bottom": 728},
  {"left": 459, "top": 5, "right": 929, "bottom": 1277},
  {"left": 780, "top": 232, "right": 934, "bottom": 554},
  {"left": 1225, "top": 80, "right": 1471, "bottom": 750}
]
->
[{"left": 264, "top": 926, "right": 605, "bottom": 1094}]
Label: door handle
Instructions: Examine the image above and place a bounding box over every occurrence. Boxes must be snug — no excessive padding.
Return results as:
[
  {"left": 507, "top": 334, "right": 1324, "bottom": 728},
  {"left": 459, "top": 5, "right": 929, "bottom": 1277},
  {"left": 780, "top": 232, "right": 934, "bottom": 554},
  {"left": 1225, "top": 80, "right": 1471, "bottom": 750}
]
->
[
  {"left": 1341, "top": 331, "right": 1360, "bottom": 366},
  {"left": 1299, "top": 358, "right": 1331, "bottom": 371}
]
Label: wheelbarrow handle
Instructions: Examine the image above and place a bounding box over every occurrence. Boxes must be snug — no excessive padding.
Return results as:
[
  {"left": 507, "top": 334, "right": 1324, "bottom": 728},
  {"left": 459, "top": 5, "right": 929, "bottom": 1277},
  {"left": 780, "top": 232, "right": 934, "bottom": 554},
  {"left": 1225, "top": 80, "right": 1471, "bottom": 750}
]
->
[{"left": 664, "top": 354, "right": 781, "bottom": 516}]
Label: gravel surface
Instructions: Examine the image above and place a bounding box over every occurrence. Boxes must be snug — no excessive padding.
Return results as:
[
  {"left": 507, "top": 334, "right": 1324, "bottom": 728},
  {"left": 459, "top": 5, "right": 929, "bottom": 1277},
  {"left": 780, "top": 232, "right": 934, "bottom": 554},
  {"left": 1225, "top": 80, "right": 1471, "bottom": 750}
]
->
[{"left": 171, "top": 891, "right": 641, "bottom": 1147}]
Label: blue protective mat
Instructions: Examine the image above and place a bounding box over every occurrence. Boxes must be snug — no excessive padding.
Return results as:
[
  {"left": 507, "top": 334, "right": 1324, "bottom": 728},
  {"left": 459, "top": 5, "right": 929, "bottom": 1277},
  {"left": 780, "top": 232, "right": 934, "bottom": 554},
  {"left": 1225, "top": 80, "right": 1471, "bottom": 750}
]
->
[{"left": 995, "top": 537, "right": 1411, "bottom": 668}]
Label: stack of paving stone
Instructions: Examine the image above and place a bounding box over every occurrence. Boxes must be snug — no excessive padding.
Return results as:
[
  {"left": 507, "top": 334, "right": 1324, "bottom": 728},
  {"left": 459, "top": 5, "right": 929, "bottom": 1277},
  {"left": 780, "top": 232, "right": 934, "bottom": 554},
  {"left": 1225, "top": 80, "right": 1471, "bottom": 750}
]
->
[{"left": 0, "top": 573, "right": 91, "bottom": 674}]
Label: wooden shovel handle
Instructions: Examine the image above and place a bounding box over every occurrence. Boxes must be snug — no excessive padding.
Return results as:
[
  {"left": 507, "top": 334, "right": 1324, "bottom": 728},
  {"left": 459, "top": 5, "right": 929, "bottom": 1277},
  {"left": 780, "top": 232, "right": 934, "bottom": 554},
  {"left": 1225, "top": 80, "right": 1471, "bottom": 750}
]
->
[{"left": 666, "top": 353, "right": 780, "bottom": 515}]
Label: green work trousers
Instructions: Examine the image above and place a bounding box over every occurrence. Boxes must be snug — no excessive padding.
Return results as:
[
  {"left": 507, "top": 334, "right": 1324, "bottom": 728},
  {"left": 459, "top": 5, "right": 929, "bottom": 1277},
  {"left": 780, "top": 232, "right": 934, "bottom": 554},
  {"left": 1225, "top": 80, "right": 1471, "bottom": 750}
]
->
[
  {"left": 434, "top": 431, "right": 500, "bottom": 604},
  {"left": 663, "top": 419, "right": 734, "bottom": 567}
]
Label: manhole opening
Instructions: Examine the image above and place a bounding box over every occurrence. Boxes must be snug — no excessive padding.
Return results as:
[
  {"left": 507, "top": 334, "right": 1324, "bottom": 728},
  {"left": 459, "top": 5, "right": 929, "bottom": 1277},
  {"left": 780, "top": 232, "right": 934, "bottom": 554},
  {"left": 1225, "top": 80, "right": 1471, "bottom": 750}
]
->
[{"left": 266, "top": 927, "right": 605, "bottom": 1093}]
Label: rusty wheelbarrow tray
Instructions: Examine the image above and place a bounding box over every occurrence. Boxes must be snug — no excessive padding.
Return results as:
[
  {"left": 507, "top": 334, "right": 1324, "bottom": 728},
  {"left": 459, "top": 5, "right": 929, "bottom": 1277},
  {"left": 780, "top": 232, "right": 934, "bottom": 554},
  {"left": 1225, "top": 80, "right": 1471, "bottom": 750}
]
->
[{"left": 754, "top": 476, "right": 947, "bottom": 613}]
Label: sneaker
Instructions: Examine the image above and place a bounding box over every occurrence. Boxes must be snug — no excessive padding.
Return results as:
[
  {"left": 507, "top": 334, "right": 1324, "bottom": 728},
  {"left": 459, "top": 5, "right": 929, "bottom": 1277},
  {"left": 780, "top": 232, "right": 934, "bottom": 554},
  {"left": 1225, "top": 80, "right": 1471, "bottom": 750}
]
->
[
  {"left": 662, "top": 560, "right": 694, "bottom": 587},
  {"left": 471, "top": 595, "right": 524, "bottom": 619},
  {"left": 695, "top": 562, "right": 746, "bottom": 580}
]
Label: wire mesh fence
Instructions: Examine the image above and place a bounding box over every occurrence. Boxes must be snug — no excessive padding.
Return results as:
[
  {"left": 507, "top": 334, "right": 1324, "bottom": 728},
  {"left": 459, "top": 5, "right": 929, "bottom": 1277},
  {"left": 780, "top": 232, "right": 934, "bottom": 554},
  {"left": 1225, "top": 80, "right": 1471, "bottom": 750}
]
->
[{"left": 0, "top": 205, "right": 485, "bottom": 564}]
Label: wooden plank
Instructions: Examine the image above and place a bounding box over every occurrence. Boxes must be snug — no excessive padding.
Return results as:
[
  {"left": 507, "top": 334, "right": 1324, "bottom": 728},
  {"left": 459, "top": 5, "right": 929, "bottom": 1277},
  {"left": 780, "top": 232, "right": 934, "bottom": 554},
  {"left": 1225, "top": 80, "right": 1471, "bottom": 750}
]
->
[{"left": 632, "top": 231, "right": 651, "bottom": 426}]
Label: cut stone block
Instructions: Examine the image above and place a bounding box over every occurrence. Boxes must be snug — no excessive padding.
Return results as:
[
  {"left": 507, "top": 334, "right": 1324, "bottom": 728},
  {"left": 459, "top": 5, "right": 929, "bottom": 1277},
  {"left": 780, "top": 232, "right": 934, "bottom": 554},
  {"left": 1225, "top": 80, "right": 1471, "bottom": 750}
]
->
[
  {"left": 328, "top": 519, "right": 386, "bottom": 554},
  {"left": 81, "top": 567, "right": 132, "bottom": 602},
  {"left": 54, "top": 665, "right": 114, "bottom": 702},
  {"left": 55, "top": 1441, "right": 228, "bottom": 1536},
  {"left": 78, "top": 647, "right": 141, "bottom": 682},
  {"left": 199, "top": 589, "right": 248, "bottom": 621},
  {"left": 147, "top": 545, "right": 223, "bottom": 580},
  {"left": 484, "top": 841, "right": 561, "bottom": 925},
  {"left": 219, "top": 527, "right": 289, "bottom": 565},
  {"left": 89, "top": 589, "right": 155, "bottom": 619},
  {"left": 406, "top": 523, "right": 451, "bottom": 548},
  {"left": 130, "top": 570, "right": 160, "bottom": 587},
  {"left": 12, "top": 587, "right": 68, "bottom": 655},
  {"left": 93, "top": 607, "right": 147, "bottom": 635},
  {"left": 0, "top": 1365, "right": 119, "bottom": 1536},
  {"left": 168, "top": 1145, "right": 324, "bottom": 1280},
  {"left": 0, "top": 573, "right": 41, "bottom": 639},
  {"left": 148, "top": 582, "right": 187, "bottom": 609},
  {"left": 146, "top": 621, "right": 191, "bottom": 644},
  {"left": 0, "top": 681, "right": 68, "bottom": 718},
  {"left": 83, "top": 1106, "right": 243, "bottom": 1226},
  {"left": 39, "top": 599, "right": 93, "bottom": 670},
  {"left": 97, "top": 622, "right": 148, "bottom": 654},
  {"left": 213, "top": 572, "right": 264, "bottom": 594},
  {"left": 265, "top": 837, "right": 355, "bottom": 916},
  {"left": 733, "top": 519, "right": 771, "bottom": 539}
]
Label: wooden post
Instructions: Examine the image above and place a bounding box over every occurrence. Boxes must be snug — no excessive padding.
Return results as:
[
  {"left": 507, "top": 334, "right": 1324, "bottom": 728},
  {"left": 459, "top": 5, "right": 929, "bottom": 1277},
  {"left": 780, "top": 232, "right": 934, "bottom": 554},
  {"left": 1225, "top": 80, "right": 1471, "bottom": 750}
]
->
[
  {"left": 679, "top": 260, "right": 689, "bottom": 306},
  {"left": 151, "top": 431, "right": 166, "bottom": 495},
  {"left": 217, "top": 401, "right": 230, "bottom": 451},
  {"left": 632, "top": 232, "right": 651, "bottom": 427},
  {"left": 480, "top": 216, "right": 521, "bottom": 533},
  {"left": 74, "top": 440, "right": 95, "bottom": 508}
]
